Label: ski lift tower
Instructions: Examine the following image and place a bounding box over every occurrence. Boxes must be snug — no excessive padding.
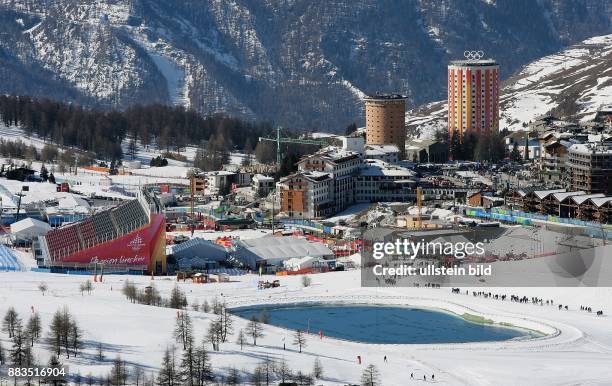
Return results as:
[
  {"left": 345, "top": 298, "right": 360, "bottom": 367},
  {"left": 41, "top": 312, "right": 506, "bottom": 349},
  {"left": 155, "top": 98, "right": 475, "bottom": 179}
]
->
[{"left": 258, "top": 127, "right": 327, "bottom": 167}]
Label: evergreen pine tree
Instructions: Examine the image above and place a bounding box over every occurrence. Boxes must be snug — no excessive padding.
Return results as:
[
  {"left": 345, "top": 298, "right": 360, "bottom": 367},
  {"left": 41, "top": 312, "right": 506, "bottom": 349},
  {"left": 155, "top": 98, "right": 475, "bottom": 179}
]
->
[
  {"left": 235, "top": 329, "right": 246, "bottom": 350},
  {"left": 313, "top": 357, "right": 323, "bottom": 379},
  {"left": 226, "top": 367, "right": 240, "bottom": 385},
  {"left": 511, "top": 142, "right": 521, "bottom": 162},
  {"left": 201, "top": 300, "right": 210, "bottom": 313},
  {"left": 10, "top": 326, "right": 29, "bottom": 366},
  {"left": 179, "top": 336, "right": 196, "bottom": 386},
  {"left": 193, "top": 341, "right": 214, "bottom": 385},
  {"left": 97, "top": 342, "right": 105, "bottom": 361},
  {"left": 48, "top": 307, "right": 78, "bottom": 358},
  {"left": 169, "top": 286, "right": 187, "bottom": 309},
  {"left": 206, "top": 318, "right": 222, "bottom": 351},
  {"left": 360, "top": 364, "right": 380, "bottom": 386},
  {"left": 275, "top": 359, "right": 292, "bottom": 383},
  {"left": 74, "top": 371, "right": 82, "bottom": 386},
  {"left": 245, "top": 316, "right": 264, "bottom": 346},
  {"left": 259, "top": 356, "right": 276, "bottom": 385},
  {"left": 293, "top": 329, "right": 307, "bottom": 353},
  {"left": 26, "top": 312, "right": 42, "bottom": 346},
  {"left": 450, "top": 130, "right": 462, "bottom": 160},
  {"left": 132, "top": 366, "right": 144, "bottom": 386},
  {"left": 294, "top": 371, "right": 314, "bottom": 386},
  {"left": 174, "top": 312, "right": 193, "bottom": 350},
  {"left": 2, "top": 307, "right": 20, "bottom": 338},
  {"left": 157, "top": 347, "right": 178, "bottom": 386},
  {"left": 490, "top": 129, "right": 507, "bottom": 163},
  {"left": 69, "top": 320, "right": 83, "bottom": 357},
  {"left": 110, "top": 356, "right": 128, "bottom": 386},
  {"left": 40, "top": 164, "right": 49, "bottom": 181},
  {"left": 47, "top": 354, "right": 68, "bottom": 385},
  {"left": 220, "top": 309, "right": 233, "bottom": 343}
]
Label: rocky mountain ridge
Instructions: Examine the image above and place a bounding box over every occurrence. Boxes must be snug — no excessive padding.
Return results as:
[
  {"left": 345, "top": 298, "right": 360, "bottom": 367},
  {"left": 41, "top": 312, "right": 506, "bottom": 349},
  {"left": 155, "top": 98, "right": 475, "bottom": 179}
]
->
[{"left": 0, "top": 0, "right": 609, "bottom": 131}]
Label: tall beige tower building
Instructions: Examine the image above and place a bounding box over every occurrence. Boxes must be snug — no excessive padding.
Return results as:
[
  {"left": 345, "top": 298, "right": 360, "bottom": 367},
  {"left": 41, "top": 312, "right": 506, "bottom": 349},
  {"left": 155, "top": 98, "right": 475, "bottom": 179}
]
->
[{"left": 365, "top": 93, "right": 407, "bottom": 157}]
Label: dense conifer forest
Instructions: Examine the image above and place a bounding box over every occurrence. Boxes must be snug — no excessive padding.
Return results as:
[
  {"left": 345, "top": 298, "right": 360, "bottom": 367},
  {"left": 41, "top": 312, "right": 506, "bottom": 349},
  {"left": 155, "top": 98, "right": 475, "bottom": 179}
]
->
[{"left": 0, "top": 95, "right": 274, "bottom": 160}]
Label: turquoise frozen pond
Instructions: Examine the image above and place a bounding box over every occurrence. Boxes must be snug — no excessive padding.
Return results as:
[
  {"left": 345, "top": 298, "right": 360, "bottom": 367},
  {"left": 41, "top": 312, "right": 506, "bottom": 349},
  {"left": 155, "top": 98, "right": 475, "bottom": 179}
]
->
[{"left": 231, "top": 304, "right": 540, "bottom": 344}]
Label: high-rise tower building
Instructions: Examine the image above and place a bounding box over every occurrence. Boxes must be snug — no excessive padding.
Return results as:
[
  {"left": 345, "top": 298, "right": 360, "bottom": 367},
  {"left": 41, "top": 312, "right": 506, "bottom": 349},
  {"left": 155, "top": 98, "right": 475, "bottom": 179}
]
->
[
  {"left": 365, "top": 93, "right": 407, "bottom": 157},
  {"left": 448, "top": 54, "right": 499, "bottom": 141}
]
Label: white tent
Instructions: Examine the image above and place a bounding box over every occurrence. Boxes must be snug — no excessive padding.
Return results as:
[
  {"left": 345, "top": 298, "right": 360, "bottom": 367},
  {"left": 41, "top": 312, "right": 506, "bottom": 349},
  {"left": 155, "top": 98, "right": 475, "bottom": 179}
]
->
[
  {"left": 10, "top": 217, "right": 52, "bottom": 242},
  {"left": 58, "top": 195, "right": 91, "bottom": 214},
  {"left": 233, "top": 236, "right": 334, "bottom": 268},
  {"left": 283, "top": 255, "right": 327, "bottom": 271}
]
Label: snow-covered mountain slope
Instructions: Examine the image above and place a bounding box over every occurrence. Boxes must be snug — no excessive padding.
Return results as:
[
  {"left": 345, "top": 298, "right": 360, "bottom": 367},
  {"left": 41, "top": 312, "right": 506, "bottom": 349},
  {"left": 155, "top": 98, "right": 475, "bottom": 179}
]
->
[
  {"left": 501, "top": 34, "right": 612, "bottom": 129},
  {"left": 0, "top": 0, "right": 610, "bottom": 131},
  {"left": 407, "top": 34, "right": 612, "bottom": 138}
]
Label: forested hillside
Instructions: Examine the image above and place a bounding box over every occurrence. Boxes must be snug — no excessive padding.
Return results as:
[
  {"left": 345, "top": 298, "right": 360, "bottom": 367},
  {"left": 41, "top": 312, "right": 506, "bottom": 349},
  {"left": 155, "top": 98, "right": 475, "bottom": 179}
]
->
[{"left": 0, "top": 96, "right": 273, "bottom": 160}]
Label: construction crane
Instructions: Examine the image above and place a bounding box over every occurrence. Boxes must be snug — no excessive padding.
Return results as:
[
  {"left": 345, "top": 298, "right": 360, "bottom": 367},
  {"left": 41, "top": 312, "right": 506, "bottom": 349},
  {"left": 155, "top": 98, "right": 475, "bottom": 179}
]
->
[
  {"left": 416, "top": 187, "right": 423, "bottom": 230},
  {"left": 190, "top": 175, "right": 196, "bottom": 236},
  {"left": 258, "top": 127, "right": 327, "bottom": 166}
]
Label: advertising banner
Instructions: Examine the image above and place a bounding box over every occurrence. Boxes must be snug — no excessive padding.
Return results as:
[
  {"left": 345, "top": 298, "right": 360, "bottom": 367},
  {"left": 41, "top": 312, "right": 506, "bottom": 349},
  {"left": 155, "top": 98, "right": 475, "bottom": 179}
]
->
[{"left": 60, "top": 215, "right": 165, "bottom": 267}]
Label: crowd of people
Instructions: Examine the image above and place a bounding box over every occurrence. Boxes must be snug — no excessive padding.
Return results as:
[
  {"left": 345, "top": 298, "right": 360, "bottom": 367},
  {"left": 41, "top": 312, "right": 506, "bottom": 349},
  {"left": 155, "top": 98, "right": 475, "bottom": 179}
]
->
[
  {"left": 450, "top": 288, "right": 604, "bottom": 316},
  {"left": 580, "top": 305, "right": 604, "bottom": 316},
  {"left": 415, "top": 282, "right": 442, "bottom": 288}
]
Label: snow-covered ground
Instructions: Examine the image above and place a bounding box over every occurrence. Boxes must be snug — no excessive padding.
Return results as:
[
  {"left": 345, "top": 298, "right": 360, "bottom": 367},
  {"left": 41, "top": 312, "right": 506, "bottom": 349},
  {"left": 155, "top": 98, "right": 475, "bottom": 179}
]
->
[
  {"left": 0, "top": 124, "right": 248, "bottom": 172},
  {"left": 499, "top": 34, "right": 612, "bottom": 130},
  {"left": 406, "top": 102, "right": 448, "bottom": 140},
  {"left": 168, "top": 229, "right": 272, "bottom": 241},
  {"left": 128, "top": 166, "right": 194, "bottom": 179},
  {"left": 325, "top": 203, "right": 372, "bottom": 224},
  {"left": 0, "top": 124, "right": 54, "bottom": 151},
  {"left": 0, "top": 178, "right": 62, "bottom": 206},
  {"left": 1, "top": 266, "right": 611, "bottom": 385}
]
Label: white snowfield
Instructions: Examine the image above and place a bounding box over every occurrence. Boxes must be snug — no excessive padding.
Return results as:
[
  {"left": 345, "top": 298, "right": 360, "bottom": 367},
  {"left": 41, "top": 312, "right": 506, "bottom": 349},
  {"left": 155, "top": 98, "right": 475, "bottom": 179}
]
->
[
  {"left": 1, "top": 270, "right": 611, "bottom": 385},
  {"left": 500, "top": 34, "right": 612, "bottom": 130}
]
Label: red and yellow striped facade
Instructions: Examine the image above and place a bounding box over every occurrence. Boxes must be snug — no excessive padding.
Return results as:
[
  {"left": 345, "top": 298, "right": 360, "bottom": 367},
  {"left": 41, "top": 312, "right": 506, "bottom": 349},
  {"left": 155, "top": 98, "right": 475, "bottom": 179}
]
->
[{"left": 448, "top": 60, "right": 499, "bottom": 141}]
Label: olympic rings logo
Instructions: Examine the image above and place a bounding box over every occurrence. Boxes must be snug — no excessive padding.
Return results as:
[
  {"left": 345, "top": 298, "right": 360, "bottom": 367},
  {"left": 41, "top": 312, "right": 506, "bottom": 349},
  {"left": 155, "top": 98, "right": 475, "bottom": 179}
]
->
[{"left": 464, "top": 50, "right": 484, "bottom": 60}]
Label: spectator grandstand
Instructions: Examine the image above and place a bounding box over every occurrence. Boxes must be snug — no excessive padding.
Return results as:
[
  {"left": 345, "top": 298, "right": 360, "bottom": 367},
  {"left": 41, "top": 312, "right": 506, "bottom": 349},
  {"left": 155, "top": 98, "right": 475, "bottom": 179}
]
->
[
  {"left": 0, "top": 244, "right": 24, "bottom": 271},
  {"left": 35, "top": 190, "right": 166, "bottom": 274}
]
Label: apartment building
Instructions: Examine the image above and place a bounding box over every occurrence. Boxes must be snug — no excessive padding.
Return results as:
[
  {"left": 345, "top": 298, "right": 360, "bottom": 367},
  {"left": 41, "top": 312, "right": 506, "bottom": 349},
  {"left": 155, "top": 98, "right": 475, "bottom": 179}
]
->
[
  {"left": 363, "top": 144, "right": 400, "bottom": 164},
  {"left": 539, "top": 140, "right": 569, "bottom": 186},
  {"left": 354, "top": 160, "right": 416, "bottom": 203},
  {"left": 567, "top": 143, "right": 612, "bottom": 195},
  {"left": 297, "top": 148, "right": 362, "bottom": 213},
  {"left": 279, "top": 171, "right": 334, "bottom": 219},
  {"left": 251, "top": 174, "right": 275, "bottom": 197}
]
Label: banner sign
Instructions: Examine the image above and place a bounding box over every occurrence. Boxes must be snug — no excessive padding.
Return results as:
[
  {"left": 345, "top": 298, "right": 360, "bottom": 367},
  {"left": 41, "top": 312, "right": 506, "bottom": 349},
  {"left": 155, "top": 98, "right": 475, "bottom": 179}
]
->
[{"left": 59, "top": 215, "right": 165, "bottom": 267}]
